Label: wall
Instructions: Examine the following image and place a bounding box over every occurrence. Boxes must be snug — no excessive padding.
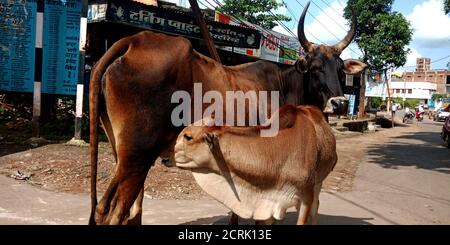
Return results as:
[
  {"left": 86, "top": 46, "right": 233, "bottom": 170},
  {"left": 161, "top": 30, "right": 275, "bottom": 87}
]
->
[
  {"left": 403, "top": 70, "right": 449, "bottom": 94},
  {"left": 391, "top": 81, "right": 436, "bottom": 100}
]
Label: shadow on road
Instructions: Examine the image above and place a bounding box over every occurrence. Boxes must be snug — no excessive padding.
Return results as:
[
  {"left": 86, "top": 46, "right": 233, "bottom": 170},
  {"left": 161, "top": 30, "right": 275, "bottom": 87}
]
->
[
  {"left": 181, "top": 212, "right": 373, "bottom": 225},
  {"left": 366, "top": 128, "right": 450, "bottom": 174},
  {"left": 0, "top": 142, "right": 33, "bottom": 158}
]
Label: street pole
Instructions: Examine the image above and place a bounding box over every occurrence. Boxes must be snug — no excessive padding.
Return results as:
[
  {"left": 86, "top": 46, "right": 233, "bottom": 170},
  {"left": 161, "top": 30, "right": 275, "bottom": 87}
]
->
[
  {"left": 73, "top": 0, "right": 88, "bottom": 142},
  {"left": 403, "top": 75, "right": 406, "bottom": 109},
  {"left": 32, "top": 1, "right": 44, "bottom": 139},
  {"left": 385, "top": 69, "right": 394, "bottom": 128},
  {"left": 402, "top": 73, "right": 406, "bottom": 110}
]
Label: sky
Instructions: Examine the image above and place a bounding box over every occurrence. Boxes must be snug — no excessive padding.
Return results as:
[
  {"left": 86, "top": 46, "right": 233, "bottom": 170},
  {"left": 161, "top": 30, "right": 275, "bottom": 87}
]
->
[
  {"left": 272, "top": 0, "right": 450, "bottom": 71},
  {"left": 194, "top": 0, "right": 450, "bottom": 72}
]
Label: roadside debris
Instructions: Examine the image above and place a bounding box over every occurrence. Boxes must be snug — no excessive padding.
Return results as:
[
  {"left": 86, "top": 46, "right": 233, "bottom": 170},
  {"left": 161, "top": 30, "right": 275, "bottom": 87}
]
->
[{"left": 11, "top": 171, "right": 31, "bottom": 181}]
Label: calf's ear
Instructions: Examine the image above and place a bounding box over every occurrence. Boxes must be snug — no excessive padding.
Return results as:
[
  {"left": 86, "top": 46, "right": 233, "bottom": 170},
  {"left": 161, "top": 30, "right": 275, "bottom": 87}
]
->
[{"left": 343, "top": 59, "right": 367, "bottom": 75}]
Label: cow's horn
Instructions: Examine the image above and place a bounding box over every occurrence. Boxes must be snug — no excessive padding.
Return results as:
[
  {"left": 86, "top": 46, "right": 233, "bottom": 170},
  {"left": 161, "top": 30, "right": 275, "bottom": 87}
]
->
[
  {"left": 333, "top": 7, "right": 357, "bottom": 53},
  {"left": 298, "top": 1, "right": 312, "bottom": 52}
]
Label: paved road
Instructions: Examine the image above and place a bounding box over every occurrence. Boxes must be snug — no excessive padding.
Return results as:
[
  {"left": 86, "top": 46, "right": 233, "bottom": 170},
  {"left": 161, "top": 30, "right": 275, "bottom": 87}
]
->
[{"left": 0, "top": 119, "right": 449, "bottom": 225}]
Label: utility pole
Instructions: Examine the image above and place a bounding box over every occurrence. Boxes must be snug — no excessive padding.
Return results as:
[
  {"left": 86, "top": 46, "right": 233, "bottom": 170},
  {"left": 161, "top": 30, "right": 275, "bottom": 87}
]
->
[
  {"left": 384, "top": 69, "right": 394, "bottom": 128},
  {"left": 69, "top": 0, "right": 88, "bottom": 144},
  {"left": 32, "top": 1, "right": 44, "bottom": 139},
  {"left": 403, "top": 75, "right": 407, "bottom": 109}
]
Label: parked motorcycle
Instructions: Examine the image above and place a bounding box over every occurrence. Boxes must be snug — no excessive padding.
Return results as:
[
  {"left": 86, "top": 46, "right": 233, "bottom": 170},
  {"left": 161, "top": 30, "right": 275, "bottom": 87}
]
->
[
  {"left": 441, "top": 116, "right": 450, "bottom": 148},
  {"left": 403, "top": 111, "right": 415, "bottom": 124},
  {"left": 415, "top": 111, "right": 424, "bottom": 122}
]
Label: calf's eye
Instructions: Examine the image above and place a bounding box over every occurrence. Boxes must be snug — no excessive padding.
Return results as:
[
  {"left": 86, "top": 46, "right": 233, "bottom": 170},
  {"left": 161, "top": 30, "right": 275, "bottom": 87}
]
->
[{"left": 184, "top": 134, "right": 193, "bottom": 141}]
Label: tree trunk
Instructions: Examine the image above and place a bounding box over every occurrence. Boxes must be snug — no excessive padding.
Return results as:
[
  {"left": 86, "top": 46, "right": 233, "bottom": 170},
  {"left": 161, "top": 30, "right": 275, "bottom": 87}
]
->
[{"left": 358, "top": 71, "right": 367, "bottom": 119}]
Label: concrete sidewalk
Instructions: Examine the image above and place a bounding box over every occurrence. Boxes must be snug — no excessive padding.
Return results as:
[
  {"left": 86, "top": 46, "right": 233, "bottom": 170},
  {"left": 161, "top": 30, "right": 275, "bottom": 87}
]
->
[
  {"left": 0, "top": 121, "right": 449, "bottom": 225},
  {"left": 1, "top": 172, "right": 446, "bottom": 225}
]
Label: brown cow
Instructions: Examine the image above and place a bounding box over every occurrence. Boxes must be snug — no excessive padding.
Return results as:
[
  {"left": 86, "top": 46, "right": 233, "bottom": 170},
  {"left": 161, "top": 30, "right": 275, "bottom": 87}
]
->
[
  {"left": 89, "top": 2, "right": 366, "bottom": 224},
  {"left": 174, "top": 104, "right": 336, "bottom": 224}
]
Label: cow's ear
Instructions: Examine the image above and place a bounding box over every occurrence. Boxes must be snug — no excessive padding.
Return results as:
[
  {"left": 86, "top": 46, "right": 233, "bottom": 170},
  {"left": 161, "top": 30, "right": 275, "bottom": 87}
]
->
[
  {"left": 343, "top": 59, "right": 367, "bottom": 75},
  {"left": 295, "top": 56, "right": 308, "bottom": 73},
  {"left": 203, "top": 133, "right": 217, "bottom": 149}
]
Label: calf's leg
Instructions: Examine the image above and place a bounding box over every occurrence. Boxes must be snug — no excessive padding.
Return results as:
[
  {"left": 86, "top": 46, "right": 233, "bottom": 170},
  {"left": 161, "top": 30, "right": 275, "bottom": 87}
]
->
[
  {"left": 308, "top": 183, "right": 322, "bottom": 225},
  {"left": 296, "top": 185, "right": 314, "bottom": 225}
]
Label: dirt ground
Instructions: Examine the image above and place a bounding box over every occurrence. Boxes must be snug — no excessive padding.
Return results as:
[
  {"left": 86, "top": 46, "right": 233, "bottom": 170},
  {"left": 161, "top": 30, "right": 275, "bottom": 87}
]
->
[{"left": 0, "top": 128, "right": 387, "bottom": 200}]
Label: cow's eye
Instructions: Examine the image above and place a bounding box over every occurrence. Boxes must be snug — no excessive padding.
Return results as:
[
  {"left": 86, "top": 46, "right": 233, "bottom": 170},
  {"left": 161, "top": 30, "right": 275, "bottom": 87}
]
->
[
  {"left": 311, "top": 66, "right": 324, "bottom": 74},
  {"left": 184, "top": 134, "right": 193, "bottom": 141}
]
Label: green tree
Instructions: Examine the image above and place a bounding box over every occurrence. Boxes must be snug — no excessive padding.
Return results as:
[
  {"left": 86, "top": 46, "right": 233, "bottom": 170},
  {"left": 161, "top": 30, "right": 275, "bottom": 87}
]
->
[
  {"left": 371, "top": 97, "right": 382, "bottom": 109},
  {"left": 217, "top": 0, "right": 291, "bottom": 29},
  {"left": 445, "top": 0, "right": 450, "bottom": 14},
  {"left": 344, "top": 0, "right": 412, "bottom": 118},
  {"left": 344, "top": 0, "right": 413, "bottom": 72},
  {"left": 432, "top": 93, "right": 445, "bottom": 101}
]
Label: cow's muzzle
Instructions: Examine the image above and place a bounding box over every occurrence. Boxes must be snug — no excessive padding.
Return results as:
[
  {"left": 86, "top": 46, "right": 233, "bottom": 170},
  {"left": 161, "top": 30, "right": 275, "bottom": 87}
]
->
[{"left": 323, "top": 96, "right": 349, "bottom": 115}]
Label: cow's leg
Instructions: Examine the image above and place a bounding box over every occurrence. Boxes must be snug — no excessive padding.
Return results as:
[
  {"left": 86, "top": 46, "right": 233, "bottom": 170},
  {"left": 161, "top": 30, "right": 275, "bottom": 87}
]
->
[
  {"left": 296, "top": 185, "right": 314, "bottom": 225},
  {"left": 309, "top": 183, "right": 322, "bottom": 225},
  {"left": 95, "top": 175, "right": 119, "bottom": 224},
  {"left": 94, "top": 113, "right": 120, "bottom": 224},
  {"left": 124, "top": 187, "right": 144, "bottom": 225},
  {"left": 229, "top": 213, "right": 239, "bottom": 225},
  {"left": 106, "top": 152, "right": 153, "bottom": 225}
]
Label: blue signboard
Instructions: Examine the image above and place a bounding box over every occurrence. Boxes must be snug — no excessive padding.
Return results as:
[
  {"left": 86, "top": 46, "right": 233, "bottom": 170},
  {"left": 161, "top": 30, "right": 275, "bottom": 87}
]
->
[
  {"left": 0, "top": 0, "right": 37, "bottom": 93},
  {"left": 42, "top": 0, "right": 81, "bottom": 95},
  {"left": 345, "top": 94, "right": 356, "bottom": 116}
]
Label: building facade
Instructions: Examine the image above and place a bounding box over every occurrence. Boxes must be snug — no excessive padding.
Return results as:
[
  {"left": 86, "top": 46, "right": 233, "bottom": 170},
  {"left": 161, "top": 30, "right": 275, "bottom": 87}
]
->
[
  {"left": 390, "top": 79, "right": 437, "bottom": 102},
  {"left": 401, "top": 58, "right": 450, "bottom": 95}
]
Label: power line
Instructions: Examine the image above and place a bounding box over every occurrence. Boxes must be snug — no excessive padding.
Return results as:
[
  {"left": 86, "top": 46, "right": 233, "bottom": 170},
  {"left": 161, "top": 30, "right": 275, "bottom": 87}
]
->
[
  {"left": 203, "top": 0, "right": 362, "bottom": 58},
  {"left": 291, "top": 0, "right": 362, "bottom": 57},
  {"left": 336, "top": 0, "right": 347, "bottom": 9},
  {"left": 319, "top": 0, "right": 344, "bottom": 19},
  {"left": 310, "top": 0, "right": 348, "bottom": 33},
  {"left": 312, "top": 1, "right": 365, "bottom": 57},
  {"left": 209, "top": 0, "right": 298, "bottom": 43},
  {"left": 283, "top": 1, "right": 323, "bottom": 43},
  {"left": 267, "top": 9, "right": 299, "bottom": 38},
  {"left": 204, "top": 0, "right": 303, "bottom": 55},
  {"left": 197, "top": 0, "right": 209, "bottom": 9},
  {"left": 402, "top": 54, "right": 450, "bottom": 68},
  {"left": 431, "top": 54, "right": 450, "bottom": 64},
  {"left": 207, "top": 0, "right": 327, "bottom": 47},
  {"left": 293, "top": 0, "right": 343, "bottom": 42}
]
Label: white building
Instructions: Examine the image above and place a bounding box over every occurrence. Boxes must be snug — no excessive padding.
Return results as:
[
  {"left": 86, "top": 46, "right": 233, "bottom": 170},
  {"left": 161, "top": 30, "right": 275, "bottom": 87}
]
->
[{"left": 390, "top": 80, "right": 437, "bottom": 102}]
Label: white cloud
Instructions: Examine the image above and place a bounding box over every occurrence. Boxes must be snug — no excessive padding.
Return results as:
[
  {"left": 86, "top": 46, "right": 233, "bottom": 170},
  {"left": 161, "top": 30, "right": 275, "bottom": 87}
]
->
[
  {"left": 303, "top": 1, "right": 350, "bottom": 45},
  {"left": 340, "top": 43, "right": 360, "bottom": 60},
  {"left": 272, "top": 24, "right": 294, "bottom": 36},
  {"left": 396, "top": 47, "right": 422, "bottom": 72},
  {"left": 405, "top": 47, "right": 422, "bottom": 67},
  {"left": 273, "top": 0, "right": 287, "bottom": 16},
  {"left": 197, "top": 0, "right": 220, "bottom": 8},
  {"left": 407, "top": 0, "right": 450, "bottom": 48}
]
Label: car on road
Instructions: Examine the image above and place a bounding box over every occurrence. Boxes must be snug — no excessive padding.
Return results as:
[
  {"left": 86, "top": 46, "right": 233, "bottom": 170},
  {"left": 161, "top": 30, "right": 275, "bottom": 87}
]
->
[
  {"left": 441, "top": 116, "right": 450, "bottom": 148},
  {"left": 434, "top": 109, "right": 450, "bottom": 122}
]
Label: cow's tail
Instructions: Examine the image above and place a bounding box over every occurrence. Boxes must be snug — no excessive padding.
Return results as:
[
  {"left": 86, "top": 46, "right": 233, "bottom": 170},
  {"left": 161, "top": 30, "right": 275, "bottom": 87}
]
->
[{"left": 89, "top": 37, "right": 131, "bottom": 225}]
